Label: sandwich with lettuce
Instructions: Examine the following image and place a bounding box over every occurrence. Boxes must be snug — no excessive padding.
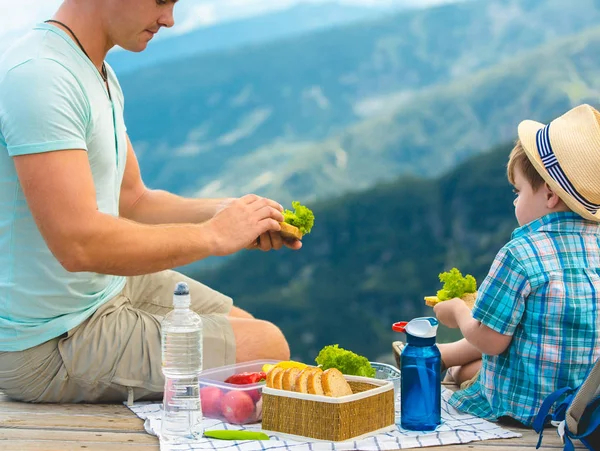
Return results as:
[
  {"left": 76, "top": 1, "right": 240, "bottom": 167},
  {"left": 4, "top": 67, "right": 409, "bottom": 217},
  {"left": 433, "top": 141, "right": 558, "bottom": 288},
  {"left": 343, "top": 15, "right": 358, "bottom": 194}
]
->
[
  {"left": 425, "top": 268, "right": 478, "bottom": 309},
  {"left": 279, "top": 201, "right": 315, "bottom": 241}
]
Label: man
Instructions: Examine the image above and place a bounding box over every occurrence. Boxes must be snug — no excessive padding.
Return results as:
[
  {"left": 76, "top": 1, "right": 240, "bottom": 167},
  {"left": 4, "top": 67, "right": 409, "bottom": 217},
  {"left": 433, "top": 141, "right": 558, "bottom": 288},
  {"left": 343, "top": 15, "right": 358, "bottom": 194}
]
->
[{"left": 0, "top": 0, "right": 297, "bottom": 403}]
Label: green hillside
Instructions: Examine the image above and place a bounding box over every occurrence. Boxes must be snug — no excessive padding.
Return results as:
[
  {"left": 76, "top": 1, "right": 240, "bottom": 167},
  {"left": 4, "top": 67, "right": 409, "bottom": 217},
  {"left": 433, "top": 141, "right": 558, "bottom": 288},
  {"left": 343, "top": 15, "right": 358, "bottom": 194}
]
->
[
  {"left": 121, "top": 0, "right": 600, "bottom": 204},
  {"left": 194, "top": 27, "right": 600, "bottom": 204},
  {"left": 191, "top": 143, "right": 518, "bottom": 363}
]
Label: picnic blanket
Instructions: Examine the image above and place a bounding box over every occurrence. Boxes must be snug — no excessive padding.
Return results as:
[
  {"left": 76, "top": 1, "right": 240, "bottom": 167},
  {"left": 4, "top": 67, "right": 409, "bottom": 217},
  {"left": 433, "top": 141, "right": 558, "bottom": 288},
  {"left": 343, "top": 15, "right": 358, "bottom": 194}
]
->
[{"left": 126, "top": 388, "right": 521, "bottom": 451}]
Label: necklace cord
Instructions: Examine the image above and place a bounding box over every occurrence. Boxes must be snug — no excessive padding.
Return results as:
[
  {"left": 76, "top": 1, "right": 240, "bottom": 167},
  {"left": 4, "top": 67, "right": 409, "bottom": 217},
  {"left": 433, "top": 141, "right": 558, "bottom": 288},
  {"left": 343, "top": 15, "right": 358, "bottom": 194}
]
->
[{"left": 44, "top": 19, "right": 111, "bottom": 99}]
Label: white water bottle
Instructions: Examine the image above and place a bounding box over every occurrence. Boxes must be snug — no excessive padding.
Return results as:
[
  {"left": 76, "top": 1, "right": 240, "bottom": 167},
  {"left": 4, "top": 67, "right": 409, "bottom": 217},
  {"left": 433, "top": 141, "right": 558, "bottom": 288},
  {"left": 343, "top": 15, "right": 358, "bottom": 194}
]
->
[{"left": 161, "top": 282, "right": 203, "bottom": 441}]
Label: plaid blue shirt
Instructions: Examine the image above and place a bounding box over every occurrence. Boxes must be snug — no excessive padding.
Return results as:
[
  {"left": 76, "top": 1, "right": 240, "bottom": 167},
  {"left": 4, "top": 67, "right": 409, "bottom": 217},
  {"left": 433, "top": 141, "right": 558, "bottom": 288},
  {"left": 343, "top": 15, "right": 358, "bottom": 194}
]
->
[{"left": 449, "top": 212, "right": 600, "bottom": 426}]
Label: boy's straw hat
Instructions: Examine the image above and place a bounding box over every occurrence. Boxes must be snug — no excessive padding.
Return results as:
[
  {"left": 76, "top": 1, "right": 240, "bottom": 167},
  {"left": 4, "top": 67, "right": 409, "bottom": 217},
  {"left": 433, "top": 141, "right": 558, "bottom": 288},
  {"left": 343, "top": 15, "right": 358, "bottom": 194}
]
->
[{"left": 518, "top": 104, "right": 600, "bottom": 222}]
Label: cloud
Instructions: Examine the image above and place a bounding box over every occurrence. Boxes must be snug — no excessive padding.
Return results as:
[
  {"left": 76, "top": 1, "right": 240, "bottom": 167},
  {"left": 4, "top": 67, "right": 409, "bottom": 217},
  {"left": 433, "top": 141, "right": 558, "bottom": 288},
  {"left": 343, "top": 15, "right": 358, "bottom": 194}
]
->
[
  {"left": 340, "top": 0, "right": 463, "bottom": 4},
  {"left": 0, "top": 0, "right": 62, "bottom": 52},
  {"left": 176, "top": 3, "right": 220, "bottom": 33},
  {"left": 172, "top": 0, "right": 297, "bottom": 35},
  {"left": 170, "top": 0, "right": 465, "bottom": 35},
  {"left": 0, "top": 0, "right": 61, "bottom": 33}
]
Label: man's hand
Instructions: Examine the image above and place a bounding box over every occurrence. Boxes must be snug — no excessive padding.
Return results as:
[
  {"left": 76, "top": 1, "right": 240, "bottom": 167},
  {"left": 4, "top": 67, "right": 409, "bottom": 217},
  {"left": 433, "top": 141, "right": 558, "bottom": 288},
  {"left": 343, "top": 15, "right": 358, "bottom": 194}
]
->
[
  {"left": 202, "top": 194, "right": 288, "bottom": 256},
  {"left": 250, "top": 231, "right": 303, "bottom": 252},
  {"left": 216, "top": 197, "right": 302, "bottom": 252},
  {"left": 433, "top": 298, "right": 471, "bottom": 329},
  {"left": 213, "top": 198, "right": 236, "bottom": 216}
]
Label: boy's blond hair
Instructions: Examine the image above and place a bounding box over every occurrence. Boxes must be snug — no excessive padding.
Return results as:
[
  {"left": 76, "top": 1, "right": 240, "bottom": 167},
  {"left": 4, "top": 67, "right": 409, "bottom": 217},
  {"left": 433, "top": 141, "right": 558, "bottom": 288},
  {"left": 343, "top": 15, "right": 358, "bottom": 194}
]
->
[{"left": 507, "top": 140, "right": 545, "bottom": 191}]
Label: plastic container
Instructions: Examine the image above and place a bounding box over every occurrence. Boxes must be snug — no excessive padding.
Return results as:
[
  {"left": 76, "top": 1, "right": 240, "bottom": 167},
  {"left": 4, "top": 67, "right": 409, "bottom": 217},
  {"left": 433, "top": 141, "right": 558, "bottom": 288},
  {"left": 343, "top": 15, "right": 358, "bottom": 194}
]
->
[
  {"left": 370, "top": 361, "right": 401, "bottom": 422},
  {"left": 393, "top": 317, "right": 441, "bottom": 431},
  {"left": 198, "top": 359, "right": 280, "bottom": 424},
  {"left": 161, "top": 282, "right": 203, "bottom": 441}
]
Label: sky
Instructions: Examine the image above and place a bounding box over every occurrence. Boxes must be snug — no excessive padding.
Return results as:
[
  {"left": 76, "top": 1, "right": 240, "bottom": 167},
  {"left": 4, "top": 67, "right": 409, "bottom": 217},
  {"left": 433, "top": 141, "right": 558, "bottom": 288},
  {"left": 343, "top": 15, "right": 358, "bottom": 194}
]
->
[{"left": 0, "top": 0, "right": 463, "bottom": 50}]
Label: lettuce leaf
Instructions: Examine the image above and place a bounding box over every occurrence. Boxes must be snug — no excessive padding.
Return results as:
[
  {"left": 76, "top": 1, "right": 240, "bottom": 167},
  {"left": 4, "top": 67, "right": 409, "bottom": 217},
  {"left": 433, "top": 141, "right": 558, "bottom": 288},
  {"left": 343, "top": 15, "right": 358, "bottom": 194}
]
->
[
  {"left": 315, "top": 344, "right": 375, "bottom": 377},
  {"left": 283, "top": 201, "right": 315, "bottom": 235},
  {"left": 436, "top": 268, "right": 477, "bottom": 301}
]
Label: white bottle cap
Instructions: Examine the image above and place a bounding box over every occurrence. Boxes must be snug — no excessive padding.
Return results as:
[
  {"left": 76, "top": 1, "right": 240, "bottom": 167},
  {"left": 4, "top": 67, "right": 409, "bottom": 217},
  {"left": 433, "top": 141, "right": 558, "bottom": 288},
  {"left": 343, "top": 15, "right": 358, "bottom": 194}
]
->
[
  {"left": 173, "top": 282, "right": 191, "bottom": 308},
  {"left": 405, "top": 317, "right": 438, "bottom": 339}
]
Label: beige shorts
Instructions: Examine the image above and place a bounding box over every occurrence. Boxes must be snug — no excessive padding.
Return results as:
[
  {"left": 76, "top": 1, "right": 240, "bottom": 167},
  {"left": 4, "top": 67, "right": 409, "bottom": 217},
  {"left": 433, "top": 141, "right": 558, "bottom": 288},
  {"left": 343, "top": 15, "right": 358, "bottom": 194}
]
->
[
  {"left": 0, "top": 270, "right": 235, "bottom": 403},
  {"left": 460, "top": 369, "right": 480, "bottom": 390}
]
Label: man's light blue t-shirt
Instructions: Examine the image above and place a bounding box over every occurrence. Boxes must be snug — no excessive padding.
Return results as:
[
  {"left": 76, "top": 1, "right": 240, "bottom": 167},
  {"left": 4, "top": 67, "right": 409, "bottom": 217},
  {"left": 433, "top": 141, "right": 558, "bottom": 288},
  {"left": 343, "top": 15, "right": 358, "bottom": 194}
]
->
[{"left": 0, "top": 24, "right": 128, "bottom": 351}]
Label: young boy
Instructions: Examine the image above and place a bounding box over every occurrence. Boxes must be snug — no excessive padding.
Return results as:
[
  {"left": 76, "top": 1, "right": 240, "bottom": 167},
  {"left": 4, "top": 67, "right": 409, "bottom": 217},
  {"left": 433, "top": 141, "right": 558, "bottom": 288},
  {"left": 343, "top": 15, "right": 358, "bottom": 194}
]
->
[{"left": 433, "top": 104, "right": 600, "bottom": 427}]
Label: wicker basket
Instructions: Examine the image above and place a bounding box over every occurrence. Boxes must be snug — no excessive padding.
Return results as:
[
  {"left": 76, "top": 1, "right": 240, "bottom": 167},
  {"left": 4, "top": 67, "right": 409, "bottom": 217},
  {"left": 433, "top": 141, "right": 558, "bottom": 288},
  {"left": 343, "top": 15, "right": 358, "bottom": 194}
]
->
[{"left": 261, "top": 375, "right": 395, "bottom": 442}]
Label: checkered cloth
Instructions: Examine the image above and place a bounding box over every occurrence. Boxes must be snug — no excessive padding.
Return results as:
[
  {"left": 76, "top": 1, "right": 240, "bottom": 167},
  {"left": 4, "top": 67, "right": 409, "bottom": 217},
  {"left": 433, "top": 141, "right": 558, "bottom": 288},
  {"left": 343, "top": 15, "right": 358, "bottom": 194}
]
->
[
  {"left": 450, "top": 212, "right": 600, "bottom": 426},
  {"left": 126, "top": 388, "right": 520, "bottom": 451}
]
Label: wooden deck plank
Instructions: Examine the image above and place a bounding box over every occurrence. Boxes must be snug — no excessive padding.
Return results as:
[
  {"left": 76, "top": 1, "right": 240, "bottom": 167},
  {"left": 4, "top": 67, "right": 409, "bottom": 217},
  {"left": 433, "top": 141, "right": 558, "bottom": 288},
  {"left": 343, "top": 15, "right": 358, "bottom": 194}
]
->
[
  {"left": 0, "top": 426, "right": 565, "bottom": 450},
  {"left": 0, "top": 428, "right": 159, "bottom": 444},
  {"left": 419, "top": 447, "right": 556, "bottom": 450},
  {"left": 465, "top": 432, "right": 549, "bottom": 447},
  {"left": 446, "top": 435, "right": 580, "bottom": 449},
  {"left": 0, "top": 402, "right": 136, "bottom": 417},
  {"left": 0, "top": 431, "right": 577, "bottom": 451},
  {"left": 0, "top": 440, "right": 159, "bottom": 450},
  {"left": 0, "top": 391, "right": 584, "bottom": 450},
  {"left": 4, "top": 428, "right": 541, "bottom": 447},
  {"left": 0, "top": 412, "right": 145, "bottom": 432},
  {"left": 0, "top": 442, "right": 557, "bottom": 451}
]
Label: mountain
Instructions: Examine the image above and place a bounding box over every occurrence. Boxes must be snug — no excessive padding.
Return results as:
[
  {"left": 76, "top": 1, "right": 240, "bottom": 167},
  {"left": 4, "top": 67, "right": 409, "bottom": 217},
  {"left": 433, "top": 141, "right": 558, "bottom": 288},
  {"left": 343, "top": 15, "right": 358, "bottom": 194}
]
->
[
  {"left": 189, "top": 143, "right": 518, "bottom": 363},
  {"left": 120, "top": 0, "right": 600, "bottom": 205},
  {"left": 214, "top": 27, "right": 600, "bottom": 205},
  {"left": 107, "top": 3, "right": 389, "bottom": 74}
]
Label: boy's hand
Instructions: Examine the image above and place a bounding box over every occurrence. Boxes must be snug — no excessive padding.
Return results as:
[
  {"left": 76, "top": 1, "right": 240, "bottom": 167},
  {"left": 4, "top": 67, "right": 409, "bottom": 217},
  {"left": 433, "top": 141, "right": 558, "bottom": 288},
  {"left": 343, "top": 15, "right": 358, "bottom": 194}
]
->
[{"left": 434, "top": 298, "right": 471, "bottom": 329}]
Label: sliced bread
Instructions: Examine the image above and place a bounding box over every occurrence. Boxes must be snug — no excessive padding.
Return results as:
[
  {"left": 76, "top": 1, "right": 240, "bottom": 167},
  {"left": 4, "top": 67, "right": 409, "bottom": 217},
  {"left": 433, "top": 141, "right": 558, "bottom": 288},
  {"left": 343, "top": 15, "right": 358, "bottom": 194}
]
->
[
  {"left": 425, "top": 291, "right": 478, "bottom": 310},
  {"left": 266, "top": 367, "right": 283, "bottom": 389},
  {"left": 282, "top": 367, "right": 301, "bottom": 391},
  {"left": 279, "top": 222, "right": 303, "bottom": 240},
  {"left": 321, "top": 368, "right": 353, "bottom": 397},
  {"left": 273, "top": 368, "right": 285, "bottom": 389},
  {"left": 307, "top": 368, "right": 324, "bottom": 395},
  {"left": 294, "top": 367, "right": 314, "bottom": 393}
]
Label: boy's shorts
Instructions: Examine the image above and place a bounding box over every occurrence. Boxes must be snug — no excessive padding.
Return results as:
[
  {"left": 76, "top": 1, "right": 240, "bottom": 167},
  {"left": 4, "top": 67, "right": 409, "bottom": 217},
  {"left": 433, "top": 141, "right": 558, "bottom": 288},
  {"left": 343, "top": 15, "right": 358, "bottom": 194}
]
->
[
  {"left": 0, "top": 270, "right": 235, "bottom": 403},
  {"left": 460, "top": 369, "right": 480, "bottom": 390}
]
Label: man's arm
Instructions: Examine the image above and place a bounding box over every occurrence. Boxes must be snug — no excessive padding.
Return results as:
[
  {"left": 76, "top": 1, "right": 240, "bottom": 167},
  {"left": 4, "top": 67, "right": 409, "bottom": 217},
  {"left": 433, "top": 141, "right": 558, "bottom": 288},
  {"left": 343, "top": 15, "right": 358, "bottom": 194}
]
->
[
  {"left": 119, "top": 136, "right": 231, "bottom": 224},
  {"left": 13, "top": 149, "right": 284, "bottom": 276},
  {"left": 119, "top": 136, "right": 302, "bottom": 252}
]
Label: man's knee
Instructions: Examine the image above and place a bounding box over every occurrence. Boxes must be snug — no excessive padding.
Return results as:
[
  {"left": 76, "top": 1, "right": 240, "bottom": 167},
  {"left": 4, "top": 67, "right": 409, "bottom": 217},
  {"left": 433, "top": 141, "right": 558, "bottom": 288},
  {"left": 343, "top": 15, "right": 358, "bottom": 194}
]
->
[
  {"left": 231, "top": 318, "right": 290, "bottom": 362},
  {"left": 260, "top": 320, "right": 290, "bottom": 361},
  {"left": 229, "top": 306, "right": 254, "bottom": 319}
]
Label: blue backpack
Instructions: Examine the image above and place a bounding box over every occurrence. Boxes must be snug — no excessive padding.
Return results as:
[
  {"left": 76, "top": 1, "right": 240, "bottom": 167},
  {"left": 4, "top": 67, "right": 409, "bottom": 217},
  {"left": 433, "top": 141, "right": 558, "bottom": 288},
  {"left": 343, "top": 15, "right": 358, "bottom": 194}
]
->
[{"left": 533, "top": 358, "right": 600, "bottom": 451}]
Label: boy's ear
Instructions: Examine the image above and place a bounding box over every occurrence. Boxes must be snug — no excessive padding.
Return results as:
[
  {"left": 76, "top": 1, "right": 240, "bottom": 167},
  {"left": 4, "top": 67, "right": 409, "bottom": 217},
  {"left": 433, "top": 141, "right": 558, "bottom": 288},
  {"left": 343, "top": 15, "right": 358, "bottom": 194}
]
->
[{"left": 545, "top": 183, "right": 563, "bottom": 209}]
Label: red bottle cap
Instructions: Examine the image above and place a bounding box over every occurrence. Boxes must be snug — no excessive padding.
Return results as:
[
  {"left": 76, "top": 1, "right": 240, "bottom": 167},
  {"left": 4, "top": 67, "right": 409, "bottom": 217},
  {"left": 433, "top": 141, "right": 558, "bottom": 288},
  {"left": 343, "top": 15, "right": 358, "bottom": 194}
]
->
[{"left": 392, "top": 321, "right": 408, "bottom": 333}]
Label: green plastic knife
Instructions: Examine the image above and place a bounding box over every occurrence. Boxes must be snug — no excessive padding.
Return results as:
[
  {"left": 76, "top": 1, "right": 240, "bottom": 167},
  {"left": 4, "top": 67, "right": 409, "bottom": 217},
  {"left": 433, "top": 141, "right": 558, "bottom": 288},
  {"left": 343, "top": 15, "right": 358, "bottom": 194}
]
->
[{"left": 203, "top": 430, "right": 270, "bottom": 441}]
